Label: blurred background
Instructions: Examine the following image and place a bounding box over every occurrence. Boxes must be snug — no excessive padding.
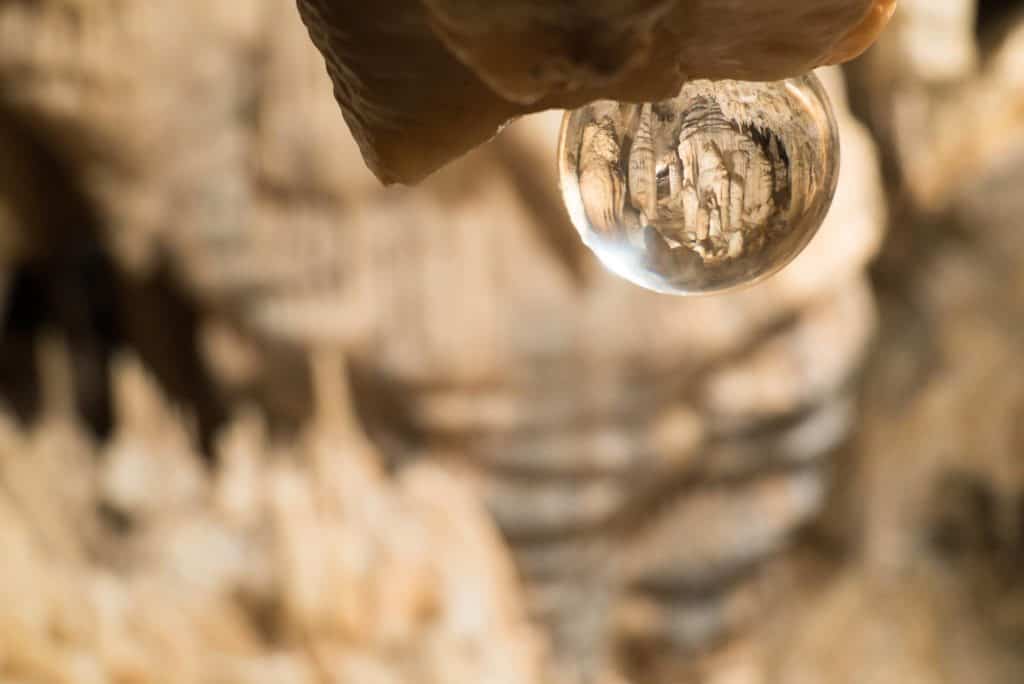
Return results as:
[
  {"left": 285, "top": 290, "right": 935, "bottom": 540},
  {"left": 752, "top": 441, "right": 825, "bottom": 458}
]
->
[{"left": 0, "top": 1, "right": 1022, "bottom": 683}]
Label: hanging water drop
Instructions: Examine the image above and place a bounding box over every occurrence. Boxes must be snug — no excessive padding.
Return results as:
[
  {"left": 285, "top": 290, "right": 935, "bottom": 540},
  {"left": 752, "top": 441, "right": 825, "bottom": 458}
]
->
[{"left": 558, "top": 73, "right": 839, "bottom": 295}]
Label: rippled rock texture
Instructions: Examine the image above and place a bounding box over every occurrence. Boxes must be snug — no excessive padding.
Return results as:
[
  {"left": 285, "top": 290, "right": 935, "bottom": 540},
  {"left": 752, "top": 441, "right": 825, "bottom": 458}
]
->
[
  {"left": 0, "top": 352, "right": 542, "bottom": 684},
  {"left": 0, "top": 2, "right": 898, "bottom": 683},
  {"left": 296, "top": 0, "right": 895, "bottom": 182}
]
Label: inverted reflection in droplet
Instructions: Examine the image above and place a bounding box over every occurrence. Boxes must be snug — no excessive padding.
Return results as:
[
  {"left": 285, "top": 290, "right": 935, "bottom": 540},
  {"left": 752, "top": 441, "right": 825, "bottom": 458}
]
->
[{"left": 558, "top": 74, "right": 840, "bottom": 295}]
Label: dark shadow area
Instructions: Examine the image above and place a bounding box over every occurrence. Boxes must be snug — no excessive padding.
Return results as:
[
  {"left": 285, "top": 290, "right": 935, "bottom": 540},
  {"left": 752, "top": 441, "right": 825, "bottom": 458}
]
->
[{"left": 0, "top": 103, "right": 225, "bottom": 453}]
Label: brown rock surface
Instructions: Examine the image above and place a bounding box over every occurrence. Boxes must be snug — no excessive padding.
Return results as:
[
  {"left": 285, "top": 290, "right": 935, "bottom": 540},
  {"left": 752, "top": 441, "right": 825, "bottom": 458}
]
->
[
  {"left": 0, "top": 2, "right": 889, "bottom": 682},
  {"left": 0, "top": 350, "right": 543, "bottom": 684},
  {"left": 6, "top": 1, "right": 1024, "bottom": 683},
  {"left": 741, "top": 14, "right": 1024, "bottom": 684},
  {"left": 296, "top": 0, "right": 896, "bottom": 183}
]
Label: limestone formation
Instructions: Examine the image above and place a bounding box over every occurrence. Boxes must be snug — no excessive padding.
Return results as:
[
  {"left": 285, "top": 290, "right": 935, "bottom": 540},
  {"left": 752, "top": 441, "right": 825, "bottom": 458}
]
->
[
  {"left": 296, "top": 0, "right": 896, "bottom": 183},
  {"left": 0, "top": 351, "right": 543, "bottom": 684},
  {"left": 0, "top": 2, "right": 892, "bottom": 683}
]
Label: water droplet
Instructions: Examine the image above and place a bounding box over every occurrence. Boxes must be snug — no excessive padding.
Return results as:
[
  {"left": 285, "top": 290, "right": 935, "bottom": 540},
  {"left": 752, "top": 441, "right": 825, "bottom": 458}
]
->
[{"left": 558, "top": 73, "right": 839, "bottom": 295}]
